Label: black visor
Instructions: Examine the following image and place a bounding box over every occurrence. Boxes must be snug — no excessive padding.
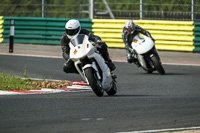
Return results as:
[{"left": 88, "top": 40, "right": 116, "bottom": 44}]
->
[{"left": 66, "top": 26, "right": 80, "bottom": 36}]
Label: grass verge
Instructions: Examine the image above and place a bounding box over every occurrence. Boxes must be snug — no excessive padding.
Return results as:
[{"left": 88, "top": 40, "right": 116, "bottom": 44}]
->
[
  {"left": 0, "top": 73, "right": 41, "bottom": 91},
  {"left": 0, "top": 73, "right": 73, "bottom": 91}
]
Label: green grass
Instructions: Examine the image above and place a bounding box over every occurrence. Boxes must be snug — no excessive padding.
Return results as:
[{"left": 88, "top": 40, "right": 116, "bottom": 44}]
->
[{"left": 0, "top": 73, "right": 41, "bottom": 91}]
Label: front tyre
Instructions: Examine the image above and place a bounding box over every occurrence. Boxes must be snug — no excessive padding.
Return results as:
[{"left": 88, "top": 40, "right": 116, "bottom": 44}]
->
[
  {"left": 84, "top": 67, "right": 104, "bottom": 97},
  {"left": 151, "top": 55, "right": 165, "bottom": 75}
]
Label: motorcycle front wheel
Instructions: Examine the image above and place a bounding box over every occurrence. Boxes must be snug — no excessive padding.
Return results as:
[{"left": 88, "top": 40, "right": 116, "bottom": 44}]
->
[
  {"left": 84, "top": 67, "right": 104, "bottom": 97},
  {"left": 151, "top": 55, "right": 165, "bottom": 75}
]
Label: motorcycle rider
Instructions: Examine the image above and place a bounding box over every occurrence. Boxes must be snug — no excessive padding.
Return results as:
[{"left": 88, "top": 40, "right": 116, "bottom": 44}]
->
[
  {"left": 61, "top": 19, "right": 116, "bottom": 74},
  {"left": 122, "top": 20, "right": 155, "bottom": 64}
]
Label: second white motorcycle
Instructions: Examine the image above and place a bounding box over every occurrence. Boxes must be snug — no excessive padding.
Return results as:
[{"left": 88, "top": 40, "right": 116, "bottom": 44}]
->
[{"left": 130, "top": 34, "right": 165, "bottom": 75}]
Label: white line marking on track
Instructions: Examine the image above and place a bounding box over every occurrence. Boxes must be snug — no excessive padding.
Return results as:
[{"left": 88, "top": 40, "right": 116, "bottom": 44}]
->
[
  {"left": 0, "top": 91, "right": 21, "bottom": 95},
  {"left": 117, "top": 126, "right": 200, "bottom": 133}
]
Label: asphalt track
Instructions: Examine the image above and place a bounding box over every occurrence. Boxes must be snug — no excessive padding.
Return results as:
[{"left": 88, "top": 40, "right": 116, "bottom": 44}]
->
[{"left": 0, "top": 52, "right": 200, "bottom": 133}]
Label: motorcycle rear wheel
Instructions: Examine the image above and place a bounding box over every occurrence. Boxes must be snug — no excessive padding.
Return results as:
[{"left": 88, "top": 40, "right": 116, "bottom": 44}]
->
[
  {"left": 106, "top": 82, "right": 117, "bottom": 96},
  {"left": 151, "top": 55, "right": 165, "bottom": 75},
  {"left": 84, "top": 67, "right": 104, "bottom": 97}
]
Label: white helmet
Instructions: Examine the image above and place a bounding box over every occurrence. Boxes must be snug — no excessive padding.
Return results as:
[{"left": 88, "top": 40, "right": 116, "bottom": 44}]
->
[
  {"left": 125, "top": 20, "right": 135, "bottom": 34},
  {"left": 65, "top": 19, "right": 81, "bottom": 39}
]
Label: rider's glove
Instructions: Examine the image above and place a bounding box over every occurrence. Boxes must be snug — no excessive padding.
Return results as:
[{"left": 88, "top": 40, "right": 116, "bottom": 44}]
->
[
  {"left": 97, "top": 40, "right": 101, "bottom": 43},
  {"left": 96, "top": 40, "right": 104, "bottom": 48}
]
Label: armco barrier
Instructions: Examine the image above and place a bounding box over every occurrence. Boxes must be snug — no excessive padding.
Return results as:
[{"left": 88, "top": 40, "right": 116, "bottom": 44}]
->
[
  {"left": 1, "top": 17, "right": 199, "bottom": 52},
  {"left": 92, "top": 19, "right": 195, "bottom": 52},
  {"left": 194, "top": 22, "right": 200, "bottom": 52},
  {"left": 0, "top": 16, "right": 3, "bottom": 43},
  {"left": 0, "top": 17, "right": 92, "bottom": 45}
]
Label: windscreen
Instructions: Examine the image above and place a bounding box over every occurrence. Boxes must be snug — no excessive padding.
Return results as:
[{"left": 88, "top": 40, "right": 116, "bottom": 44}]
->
[
  {"left": 71, "top": 34, "right": 86, "bottom": 46},
  {"left": 133, "top": 34, "right": 145, "bottom": 42}
]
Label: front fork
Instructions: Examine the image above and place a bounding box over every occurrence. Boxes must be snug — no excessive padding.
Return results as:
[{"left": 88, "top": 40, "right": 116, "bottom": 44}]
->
[
  {"left": 74, "top": 58, "right": 101, "bottom": 81},
  {"left": 136, "top": 47, "right": 158, "bottom": 70},
  {"left": 148, "top": 46, "right": 161, "bottom": 62},
  {"left": 146, "top": 46, "right": 161, "bottom": 69},
  {"left": 91, "top": 61, "right": 101, "bottom": 80}
]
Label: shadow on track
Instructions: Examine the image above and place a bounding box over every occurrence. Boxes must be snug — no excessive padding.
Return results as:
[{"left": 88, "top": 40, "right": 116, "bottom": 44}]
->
[
  {"left": 103, "top": 95, "right": 158, "bottom": 98},
  {"left": 131, "top": 72, "right": 189, "bottom": 76}
]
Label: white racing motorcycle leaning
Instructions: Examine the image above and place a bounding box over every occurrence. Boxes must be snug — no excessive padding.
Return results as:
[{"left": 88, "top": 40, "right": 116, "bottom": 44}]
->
[
  {"left": 130, "top": 34, "right": 165, "bottom": 75},
  {"left": 69, "top": 34, "right": 117, "bottom": 97}
]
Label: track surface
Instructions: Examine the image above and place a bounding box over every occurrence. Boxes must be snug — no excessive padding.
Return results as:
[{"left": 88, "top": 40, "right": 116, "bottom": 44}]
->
[{"left": 0, "top": 54, "right": 200, "bottom": 133}]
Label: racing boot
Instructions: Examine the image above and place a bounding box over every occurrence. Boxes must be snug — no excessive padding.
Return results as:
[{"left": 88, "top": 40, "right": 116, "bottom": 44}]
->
[
  {"left": 126, "top": 49, "right": 136, "bottom": 63},
  {"left": 134, "top": 60, "right": 141, "bottom": 67},
  {"left": 106, "top": 59, "right": 116, "bottom": 71},
  {"left": 111, "top": 73, "right": 117, "bottom": 82}
]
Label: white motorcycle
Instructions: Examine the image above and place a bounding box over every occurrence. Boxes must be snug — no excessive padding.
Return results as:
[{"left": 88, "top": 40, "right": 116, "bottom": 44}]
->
[
  {"left": 69, "top": 34, "right": 117, "bottom": 97},
  {"left": 130, "top": 34, "right": 165, "bottom": 75}
]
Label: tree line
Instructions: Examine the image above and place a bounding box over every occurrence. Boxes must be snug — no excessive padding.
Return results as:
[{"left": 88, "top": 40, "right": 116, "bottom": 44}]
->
[{"left": 0, "top": 0, "right": 199, "bottom": 19}]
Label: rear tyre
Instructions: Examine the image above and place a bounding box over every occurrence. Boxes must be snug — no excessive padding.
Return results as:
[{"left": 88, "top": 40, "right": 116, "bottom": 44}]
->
[
  {"left": 106, "top": 82, "right": 117, "bottom": 96},
  {"left": 84, "top": 68, "right": 104, "bottom": 97},
  {"left": 147, "top": 69, "right": 153, "bottom": 73},
  {"left": 151, "top": 55, "right": 165, "bottom": 75},
  {"left": 145, "top": 59, "right": 154, "bottom": 74}
]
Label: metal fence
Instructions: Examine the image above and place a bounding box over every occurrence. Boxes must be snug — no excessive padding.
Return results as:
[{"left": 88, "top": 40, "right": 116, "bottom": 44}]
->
[
  {"left": 94, "top": 0, "right": 200, "bottom": 21},
  {"left": 0, "top": 0, "right": 200, "bottom": 21}
]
